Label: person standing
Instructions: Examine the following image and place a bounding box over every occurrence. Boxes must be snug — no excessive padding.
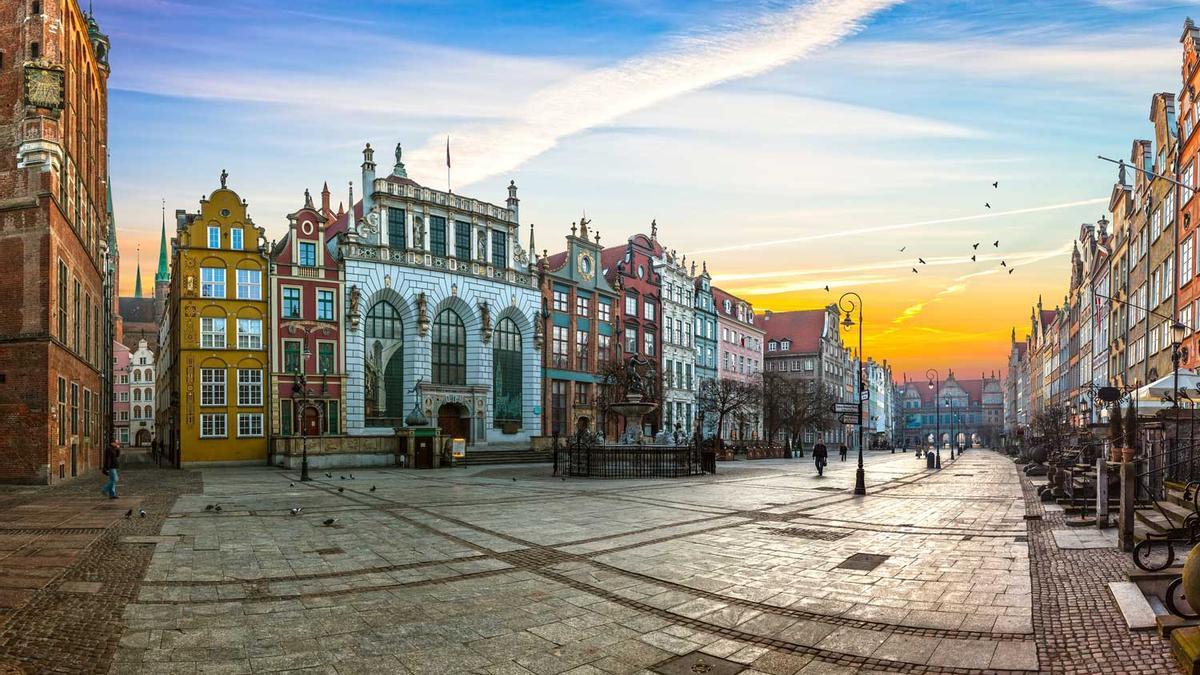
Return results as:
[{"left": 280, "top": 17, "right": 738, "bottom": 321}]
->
[
  {"left": 813, "top": 443, "right": 828, "bottom": 477},
  {"left": 839, "top": 444, "right": 848, "bottom": 461},
  {"left": 101, "top": 441, "right": 120, "bottom": 499}
]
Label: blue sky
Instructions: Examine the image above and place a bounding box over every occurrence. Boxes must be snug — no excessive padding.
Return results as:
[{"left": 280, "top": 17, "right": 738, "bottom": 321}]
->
[{"left": 99, "top": 0, "right": 1199, "bottom": 375}]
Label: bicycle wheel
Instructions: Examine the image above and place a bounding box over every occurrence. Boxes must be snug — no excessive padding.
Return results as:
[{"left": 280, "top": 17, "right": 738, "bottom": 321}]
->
[
  {"left": 1168, "top": 577, "right": 1200, "bottom": 619},
  {"left": 1133, "top": 538, "right": 1175, "bottom": 572}
]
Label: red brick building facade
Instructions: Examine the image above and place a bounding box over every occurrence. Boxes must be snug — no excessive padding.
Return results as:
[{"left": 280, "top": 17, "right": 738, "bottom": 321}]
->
[{"left": 0, "top": 0, "right": 111, "bottom": 483}]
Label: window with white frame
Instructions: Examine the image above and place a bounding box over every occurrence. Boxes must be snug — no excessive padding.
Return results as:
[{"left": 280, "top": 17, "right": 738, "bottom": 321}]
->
[
  {"left": 238, "top": 413, "right": 263, "bottom": 437},
  {"left": 643, "top": 301, "right": 655, "bottom": 321},
  {"left": 200, "top": 413, "right": 226, "bottom": 438},
  {"left": 1184, "top": 237, "right": 1194, "bottom": 284},
  {"left": 201, "top": 317, "right": 226, "bottom": 348},
  {"left": 552, "top": 289, "right": 568, "bottom": 312},
  {"left": 598, "top": 300, "right": 611, "bottom": 323},
  {"left": 200, "top": 267, "right": 225, "bottom": 298},
  {"left": 1165, "top": 255, "right": 1174, "bottom": 299},
  {"left": 625, "top": 296, "right": 637, "bottom": 316},
  {"left": 207, "top": 226, "right": 220, "bottom": 249},
  {"left": 237, "top": 318, "right": 262, "bottom": 349},
  {"left": 237, "top": 269, "right": 262, "bottom": 300},
  {"left": 317, "top": 290, "right": 334, "bottom": 321},
  {"left": 200, "top": 368, "right": 226, "bottom": 406},
  {"left": 231, "top": 228, "right": 243, "bottom": 250},
  {"left": 237, "top": 369, "right": 263, "bottom": 406}
]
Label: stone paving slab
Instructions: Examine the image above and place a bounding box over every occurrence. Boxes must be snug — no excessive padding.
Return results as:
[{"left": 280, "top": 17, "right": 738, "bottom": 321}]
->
[{"left": 1051, "top": 528, "right": 1117, "bottom": 550}]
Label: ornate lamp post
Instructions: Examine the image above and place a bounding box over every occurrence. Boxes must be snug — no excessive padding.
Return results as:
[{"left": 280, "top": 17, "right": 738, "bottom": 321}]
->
[
  {"left": 1172, "top": 321, "right": 1188, "bottom": 410},
  {"left": 838, "top": 292, "right": 866, "bottom": 496},
  {"left": 926, "top": 368, "right": 941, "bottom": 469},
  {"left": 293, "top": 346, "right": 314, "bottom": 482}
]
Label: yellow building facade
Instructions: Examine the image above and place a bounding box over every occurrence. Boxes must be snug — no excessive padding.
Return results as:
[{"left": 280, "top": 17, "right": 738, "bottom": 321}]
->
[{"left": 160, "top": 176, "right": 269, "bottom": 463}]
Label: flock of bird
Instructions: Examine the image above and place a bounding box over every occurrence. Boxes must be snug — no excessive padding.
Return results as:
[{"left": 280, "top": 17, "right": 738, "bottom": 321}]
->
[{"left": 823, "top": 180, "right": 1015, "bottom": 293}]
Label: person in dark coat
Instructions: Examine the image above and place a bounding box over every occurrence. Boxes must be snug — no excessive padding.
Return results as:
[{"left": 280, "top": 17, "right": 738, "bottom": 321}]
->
[
  {"left": 812, "top": 443, "right": 828, "bottom": 476},
  {"left": 839, "top": 444, "right": 848, "bottom": 461},
  {"left": 101, "top": 441, "right": 120, "bottom": 499}
]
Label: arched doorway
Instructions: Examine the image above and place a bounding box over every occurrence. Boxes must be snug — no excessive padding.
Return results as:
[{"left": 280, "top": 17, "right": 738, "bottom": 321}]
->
[
  {"left": 956, "top": 432, "right": 967, "bottom": 447},
  {"left": 437, "top": 403, "right": 470, "bottom": 443},
  {"left": 135, "top": 429, "right": 151, "bottom": 446},
  {"left": 302, "top": 406, "right": 320, "bottom": 436}
]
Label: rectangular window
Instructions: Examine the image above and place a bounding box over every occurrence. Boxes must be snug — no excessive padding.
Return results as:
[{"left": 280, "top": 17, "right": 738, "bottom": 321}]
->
[
  {"left": 200, "top": 317, "right": 226, "bottom": 349},
  {"left": 644, "top": 331, "right": 656, "bottom": 357},
  {"left": 284, "top": 340, "right": 302, "bottom": 373},
  {"left": 280, "top": 399, "right": 293, "bottom": 436},
  {"left": 317, "top": 290, "right": 334, "bottom": 321},
  {"left": 72, "top": 279, "right": 80, "bottom": 351},
  {"left": 57, "top": 377, "right": 65, "bottom": 445},
  {"left": 237, "top": 413, "right": 263, "bottom": 437},
  {"left": 552, "top": 325, "right": 569, "bottom": 368},
  {"left": 491, "top": 230, "right": 507, "bottom": 268},
  {"left": 455, "top": 220, "right": 471, "bottom": 259},
  {"left": 1165, "top": 255, "right": 1175, "bottom": 300},
  {"left": 598, "top": 334, "right": 612, "bottom": 369},
  {"left": 200, "top": 368, "right": 226, "bottom": 406},
  {"left": 1184, "top": 237, "right": 1195, "bottom": 285},
  {"left": 643, "top": 300, "right": 656, "bottom": 322},
  {"left": 57, "top": 260, "right": 67, "bottom": 341},
  {"left": 625, "top": 327, "right": 637, "bottom": 354},
  {"left": 551, "top": 381, "right": 568, "bottom": 436},
  {"left": 575, "top": 382, "right": 591, "bottom": 406},
  {"left": 326, "top": 400, "right": 339, "bottom": 434},
  {"left": 282, "top": 288, "right": 301, "bottom": 318},
  {"left": 237, "top": 319, "right": 262, "bottom": 350},
  {"left": 82, "top": 388, "right": 90, "bottom": 438},
  {"left": 429, "top": 215, "right": 447, "bottom": 256},
  {"left": 298, "top": 241, "right": 317, "bottom": 267},
  {"left": 387, "top": 208, "right": 406, "bottom": 249},
  {"left": 625, "top": 296, "right": 637, "bottom": 316},
  {"left": 84, "top": 300, "right": 91, "bottom": 361},
  {"left": 237, "top": 369, "right": 263, "bottom": 406},
  {"left": 598, "top": 301, "right": 611, "bottom": 323},
  {"left": 208, "top": 226, "right": 220, "bottom": 248},
  {"left": 200, "top": 267, "right": 225, "bottom": 298},
  {"left": 575, "top": 329, "right": 589, "bottom": 370},
  {"left": 576, "top": 296, "right": 590, "bottom": 317},
  {"left": 553, "top": 290, "right": 568, "bottom": 312},
  {"left": 231, "top": 228, "right": 243, "bottom": 250},
  {"left": 69, "top": 382, "right": 78, "bottom": 435},
  {"left": 237, "top": 269, "right": 262, "bottom": 300},
  {"left": 200, "top": 414, "right": 227, "bottom": 438},
  {"left": 318, "top": 342, "right": 335, "bottom": 374}
]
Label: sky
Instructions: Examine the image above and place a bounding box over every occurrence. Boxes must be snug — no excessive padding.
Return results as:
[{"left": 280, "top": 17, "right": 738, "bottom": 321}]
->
[{"left": 97, "top": 0, "right": 1199, "bottom": 379}]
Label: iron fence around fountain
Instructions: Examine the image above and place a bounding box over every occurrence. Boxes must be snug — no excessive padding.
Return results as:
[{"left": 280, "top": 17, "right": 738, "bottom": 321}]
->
[{"left": 554, "top": 440, "right": 709, "bottom": 478}]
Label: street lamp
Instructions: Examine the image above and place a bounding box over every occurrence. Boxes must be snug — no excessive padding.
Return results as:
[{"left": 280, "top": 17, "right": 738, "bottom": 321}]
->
[
  {"left": 926, "top": 368, "right": 941, "bottom": 469},
  {"left": 839, "top": 292, "right": 866, "bottom": 496},
  {"left": 1172, "top": 321, "right": 1188, "bottom": 410},
  {"left": 293, "top": 346, "right": 313, "bottom": 482},
  {"left": 945, "top": 397, "right": 956, "bottom": 460}
]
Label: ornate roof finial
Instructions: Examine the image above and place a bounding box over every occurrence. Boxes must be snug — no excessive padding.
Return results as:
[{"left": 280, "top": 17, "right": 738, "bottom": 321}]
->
[
  {"left": 528, "top": 222, "right": 536, "bottom": 256},
  {"left": 220, "top": 169, "right": 228, "bottom": 189},
  {"left": 571, "top": 221, "right": 577, "bottom": 236},
  {"left": 304, "top": 188, "right": 313, "bottom": 209},
  {"left": 594, "top": 230, "right": 601, "bottom": 245},
  {"left": 392, "top": 142, "right": 407, "bottom": 177}
]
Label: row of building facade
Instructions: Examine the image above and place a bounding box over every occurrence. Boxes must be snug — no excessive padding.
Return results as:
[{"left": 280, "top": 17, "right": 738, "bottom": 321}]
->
[{"left": 1006, "top": 19, "right": 1200, "bottom": 437}]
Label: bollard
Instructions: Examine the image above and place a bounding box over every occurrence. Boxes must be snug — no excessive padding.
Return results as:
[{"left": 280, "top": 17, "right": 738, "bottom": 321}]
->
[
  {"left": 1118, "top": 460, "right": 1136, "bottom": 552},
  {"left": 1096, "top": 457, "right": 1108, "bottom": 528}
]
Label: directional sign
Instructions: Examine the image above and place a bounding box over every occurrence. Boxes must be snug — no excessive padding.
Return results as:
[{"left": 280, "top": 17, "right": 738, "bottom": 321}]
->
[
  {"left": 838, "top": 413, "right": 860, "bottom": 425},
  {"left": 834, "top": 403, "right": 858, "bottom": 414},
  {"left": 860, "top": 390, "right": 870, "bottom": 400}
]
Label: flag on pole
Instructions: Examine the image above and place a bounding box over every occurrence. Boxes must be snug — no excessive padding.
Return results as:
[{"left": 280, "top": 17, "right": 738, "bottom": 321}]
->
[{"left": 446, "top": 136, "right": 451, "bottom": 168}]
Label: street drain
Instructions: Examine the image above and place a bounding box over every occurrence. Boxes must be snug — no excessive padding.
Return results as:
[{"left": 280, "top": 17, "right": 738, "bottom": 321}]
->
[
  {"left": 765, "top": 527, "right": 850, "bottom": 541},
  {"left": 653, "top": 651, "right": 743, "bottom": 675},
  {"left": 836, "top": 552, "right": 890, "bottom": 571}
]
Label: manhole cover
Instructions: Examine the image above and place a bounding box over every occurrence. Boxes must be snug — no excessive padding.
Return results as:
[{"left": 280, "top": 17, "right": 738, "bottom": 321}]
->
[
  {"left": 766, "top": 527, "right": 850, "bottom": 541},
  {"left": 653, "top": 651, "right": 743, "bottom": 675},
  {"left": 836, "top": 552, "right": 890, "bottom": 571}
]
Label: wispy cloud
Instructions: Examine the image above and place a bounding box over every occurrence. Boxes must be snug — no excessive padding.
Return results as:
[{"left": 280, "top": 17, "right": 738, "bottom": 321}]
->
[
  {"left": 692, "top": 198, "right": 1106, "bottom": 255},
  {"left": 732, "top": 276, "right": 900, "bottom": 296},
  {"left": 404, "top": 0, "right": 902, "bottom": 185}
]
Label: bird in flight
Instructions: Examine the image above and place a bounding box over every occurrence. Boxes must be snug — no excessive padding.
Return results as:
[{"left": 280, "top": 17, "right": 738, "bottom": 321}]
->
[
  {"left": 1009, "top": 268, "right": 1015, "bottom": 274},
  {"left": 972, "top": 243, "right": 979, "bottom": 250},
  {"left": 912, "top": 268, "right": 919, "bottom": 274},
  {"left": 899, "top": 246, "right": 906, "bottom": 252},
  {"left": 918, "top": 258, "right": 927, "bottom": 264},
  {"left": 970, "top": 255, "right": 976, "bottom": 262},
  {"left": 1000, "top": 260, "right": 1007, "bottom": 267},
  {"left": 993, "top": 241, "right": 999, "bottom": 247},
  {"left": 985, "top": 203, "right": 991, "bottom": 209},
  {"left": 993, "top": 181, "right": 999, "bottom": 188},
  {"left": 824, "top": 285, "right": 830, "bottom": 292}
]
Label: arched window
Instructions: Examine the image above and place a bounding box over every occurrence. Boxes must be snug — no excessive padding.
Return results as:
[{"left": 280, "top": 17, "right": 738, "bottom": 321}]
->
[
  {"left": 366, "top": 301, "right": 401, "bottom": 339},
  {"left": 493, "top": 318, "right": 522, "bottom": 429},
  {"left": 132, "top": 389, "right": 141, "bottom": 401},
  {"left": 364, "top": 302, "right": 404, "bottom": 426},
  {"left": 432, "top": 309, "right": 466, "bottom": 385},
  {"left": 133, "top": 405, "right": 141, "bottom": 418},
  {"left": 132, "top": 369, "right": 141, "bottom": 382}
]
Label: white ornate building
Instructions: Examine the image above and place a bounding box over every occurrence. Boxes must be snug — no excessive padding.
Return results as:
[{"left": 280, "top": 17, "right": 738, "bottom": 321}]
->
[
  {"left": 128, "top": 338, "right": 156, "bottom": 446},
  {"left": 654, "top": 240, "right": 697, "bottom": 435},
  {"left": 334, "top": 143, "right": 542, "bottom": 445}
]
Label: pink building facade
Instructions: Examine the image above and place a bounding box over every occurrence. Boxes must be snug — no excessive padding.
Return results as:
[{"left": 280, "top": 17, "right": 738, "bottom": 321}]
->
[
  {"left": 711, "top": 287, "right": 764, "bottom": 440},
  {"left": 112, "top": 340, "right": 131, "bottom": 445}
]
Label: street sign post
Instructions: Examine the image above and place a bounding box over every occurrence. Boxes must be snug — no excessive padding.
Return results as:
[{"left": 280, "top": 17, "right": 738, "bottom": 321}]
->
[
  {"left": 838, "top": 413, "right": 859, "bottom": 425},
  {"left": 834, "top": 403, "right": 858, "bottom": 414}
]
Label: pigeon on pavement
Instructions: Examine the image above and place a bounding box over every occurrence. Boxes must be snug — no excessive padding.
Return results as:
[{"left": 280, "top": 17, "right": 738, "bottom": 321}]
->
[
  {"left": 337, "top": 487, "right": 344, "bottom": 493},
  {"left": 139, "top": 508, "right": 146, "bottom": 518},
  {"left": 370, "top": 486, "right": 376, "bottom": 492},
  {"left": 323, "top": 518, "right": 337, "bottom": 526},
  {"left": 205, "top": 504, "right": 214, "bottom": 511},
  {"left": 214, "top": 505, "right": 222, "bottom": 512},
  {"left": 124, "top": 509, "right": 132, "bottom": 518},
  {"left": 290, "top": 507, "right": 302, "bottom": 515}
]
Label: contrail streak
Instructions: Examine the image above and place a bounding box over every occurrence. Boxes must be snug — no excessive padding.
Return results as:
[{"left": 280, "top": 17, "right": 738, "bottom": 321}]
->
[
  {"left": 691, "top": 197, "right": 1108, "bottom": 255},
  {"left": 408, "top": 0, "right": 901, "bottom": 185}
]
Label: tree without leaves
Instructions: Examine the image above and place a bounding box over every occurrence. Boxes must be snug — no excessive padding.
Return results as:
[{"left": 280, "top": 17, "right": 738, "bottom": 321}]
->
[
  {"left": 698, "top": 378, "right": 761, "bottom": 442},
  {"left": 762, "top": 373, "right": 840, "bottom": 447},
  {"left": 1032, "top": 403, "right": 1071, "bottom": 454}
]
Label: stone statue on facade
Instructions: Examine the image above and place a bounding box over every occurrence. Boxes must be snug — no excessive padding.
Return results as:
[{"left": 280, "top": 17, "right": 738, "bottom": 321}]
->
[
  {"left": 533, "top": 310, "right": 545, "bottom": 350},
  {"left": 416, "top": 292, "right": 429, "bottom": 336},
  {"left": 477, "top": 227, "right": 488, "bottom": 261},
  {"left": 480, "top": 301, "right": 492, "bottom": 343},
  {"left": 347, "top": 285, "right": 361, "bottom": 330},
  {"left": 413, "top": 216, "right": 425, "bottom": 251}
]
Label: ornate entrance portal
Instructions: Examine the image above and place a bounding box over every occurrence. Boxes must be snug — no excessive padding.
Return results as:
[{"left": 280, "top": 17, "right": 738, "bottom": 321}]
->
[{"left": 437, "top": 403, "right": 470, "bottom": 443}]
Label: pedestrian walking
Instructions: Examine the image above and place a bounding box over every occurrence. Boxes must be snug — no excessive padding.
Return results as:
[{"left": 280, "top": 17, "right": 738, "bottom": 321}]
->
[
  {"left": 839, "top": 444, "right": 848, "bottom": 461},
  {"left": 101, "top": 441, "right": 120, "bottom": 499},
  {"left": 813, "top": 443, "right": 828, "bottom": 477}
]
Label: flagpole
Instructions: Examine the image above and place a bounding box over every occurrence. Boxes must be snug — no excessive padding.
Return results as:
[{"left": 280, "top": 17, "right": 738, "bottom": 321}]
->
[{"left": 446, "top": 135, "right": 451, "bottom": 193}]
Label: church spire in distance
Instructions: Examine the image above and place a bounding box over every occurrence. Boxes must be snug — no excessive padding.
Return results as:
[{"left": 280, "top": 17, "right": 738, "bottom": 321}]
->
[
  {"left": 155, "top": 199, "right": 169, "bottom": 284},
  {"left": 133, "top": 245, "right": 143, "bottom": 298}
]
